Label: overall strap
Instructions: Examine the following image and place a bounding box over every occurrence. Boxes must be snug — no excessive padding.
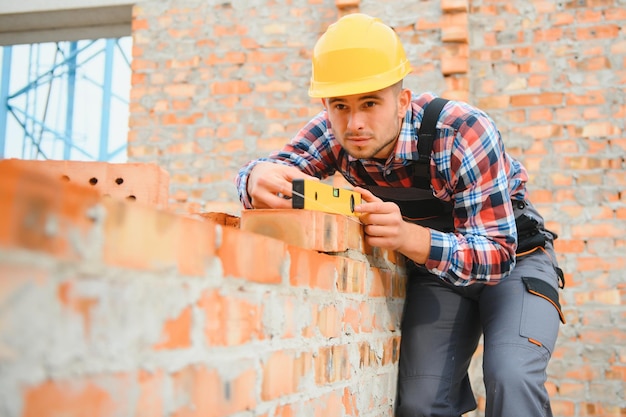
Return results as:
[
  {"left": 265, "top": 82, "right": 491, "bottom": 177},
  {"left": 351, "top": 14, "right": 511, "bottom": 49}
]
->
[{"left": 414, "top": 97, "right": 449, "bottom": 189}]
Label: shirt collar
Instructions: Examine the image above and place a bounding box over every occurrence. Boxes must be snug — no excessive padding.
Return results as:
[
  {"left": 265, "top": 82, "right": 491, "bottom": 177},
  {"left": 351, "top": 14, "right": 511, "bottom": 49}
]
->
[{"left": 394, "top": 107, "right": 418, "bottom": 161}]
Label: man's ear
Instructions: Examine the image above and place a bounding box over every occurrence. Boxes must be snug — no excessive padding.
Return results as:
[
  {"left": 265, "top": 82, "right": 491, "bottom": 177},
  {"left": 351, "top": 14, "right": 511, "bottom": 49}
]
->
[
  {"left": 398, "top": 88, "right": 411, "bottom": 117},
  {"left": 321, "top": 98, "right": 328, "bottom": 109}
]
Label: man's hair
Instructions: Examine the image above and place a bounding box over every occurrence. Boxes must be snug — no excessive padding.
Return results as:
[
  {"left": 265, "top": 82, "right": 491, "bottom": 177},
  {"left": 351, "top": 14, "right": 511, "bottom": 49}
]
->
[{"left": 391, "top": 80, "right": 404, "bottom": 94}]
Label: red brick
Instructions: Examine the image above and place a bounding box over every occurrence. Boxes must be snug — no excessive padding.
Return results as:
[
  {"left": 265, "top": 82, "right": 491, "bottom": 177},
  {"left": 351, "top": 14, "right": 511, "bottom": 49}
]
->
[
  {"left": 575, "top": 287, "right": 622, "bottom": 305},
  {"left": 311, "top": 390, "right": 345, "bottom": 417},
  {"left": 0, "top": 159, "right": 170, "bottom": 208},
  {"left": 511, "top": 92, "right": 563, "bottom": 107},
  {"left": 575, "top": 327, "right": 626, "bottom": 345},
  {"left": 382, "top": 335, "right": 402, "bottom": 365},
  {"left": 441, "top": 54, "right": 469, "bottom": 75},
  {"left": 441, "top": 13, "right": 469, "bottom": 42},
  {"left": 171, "top": 365, "right": 256, "bottom": 417},
  {"left": 261, "top": 350, "right": 311, "bottom": 400},
  {"left": 441, "top": 0, "right": 468, "bottom": 12},
  {"left": 137, "top": 370, "right": 165, "bottom": 417},
  {"left": 565, "top": 90, "right": 606, "bottom": 105},
  {"left": 161, "top": 112, "right": 203, "bottom": 126},
  {"left": 153, "top": 306, "right": 192, "bottom": 350},
  {"left": 551, "top": 12, "right": 576, "bottom": 25},
  {"left": 358, "top": 341, "right": 379, "bottom": 368},
  {"left": 314, "top": 345, "right": 350, "bottom": 384},
  {"left": 335, "top": 257, "right": 368, "bottom": 294},
  {"left": 22, "top": 379, "right": 116, "bottom": 417},
  {"left": 519, "top": 59, "right": 551, "bottom": 73},
  {"left": 103, "top": 200, "right": 216, "bottom": 276},
  {"left": 0, "top": 163, "right": 100, "bottom": 258},
  {"left": 335, "top": 0, "right": 360, "bottom": 8},
  {"left": 342, "top": 386, "right": 359, "bottom": 416},
  {"left": 359, "top": 302, "right": 374, "bottom": 333},
  {"left": 477, "top": 95, "right": 511, "bottom": 109},
  {"left": 370, "top": 267, "right": 393, "bottom": 297},
  {"left": 444, "top": 75, "right": 471, "bottom": 93},
  {"left": 198, "top": 289, "right": 264, "bottom": 346},
  {"left": 532, "top": 27, "right": 564, "bottom": 42},
  {"left": 316, "top": 304, "right": 341, "bottom": 338},
  {"left": 288, "top": 246, "right": 341, "bottom": 289},
  {"left": 132, "top": 18, "right": 149, "bottom": 31},
  {"left": 550, "top": 400, "right": 576, "bottom": 416},
  {"left": 240, "top": 209, "right": 363, "bottom": 252},
  {"left": 272, "top": 403, "right": 296, "bottom": 417},
  {"left": 217, "top": 226, "right": 285, "bottom": 284},
  {"left": 553, "top": 239, "right": 585, "bottom": 254},
  {"left": 581, "top": 121, "right": 621, "bottom": 137},
  {"left": 210, "top": 80, "right": 252, "bottom": 95},
  {"left": 573, "top": 56, "right": 612, "bottom": 71},
  {"left": 528, "top": 108, "right": 554, "bottom": 122},
  {"left": 575, "top": 24, "right": 620, "bottom": 40}
]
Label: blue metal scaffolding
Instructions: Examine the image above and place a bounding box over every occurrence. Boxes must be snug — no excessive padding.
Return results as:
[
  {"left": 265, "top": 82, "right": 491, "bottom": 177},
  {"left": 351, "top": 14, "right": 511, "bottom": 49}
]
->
[{"left": 0, "top": 37, "right": 132, "bottom": 162}]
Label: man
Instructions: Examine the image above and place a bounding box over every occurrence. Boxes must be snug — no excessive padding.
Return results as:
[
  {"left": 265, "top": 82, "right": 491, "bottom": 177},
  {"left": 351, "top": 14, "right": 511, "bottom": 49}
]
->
[{"left": 235, "top": 13, "right": 564, "bottom": 417}]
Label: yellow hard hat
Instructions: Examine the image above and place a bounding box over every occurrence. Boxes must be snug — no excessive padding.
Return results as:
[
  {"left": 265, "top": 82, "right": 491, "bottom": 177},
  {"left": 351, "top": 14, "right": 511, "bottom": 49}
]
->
[{"left": 308, "top": 13, "right": 412, "bottom": 98}]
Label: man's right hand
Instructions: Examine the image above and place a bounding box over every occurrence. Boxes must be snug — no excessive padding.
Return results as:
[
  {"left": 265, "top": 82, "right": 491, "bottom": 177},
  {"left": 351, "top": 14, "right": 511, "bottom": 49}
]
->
[{"left": 247, "top": 162, "right": 318, "bottom": 209}]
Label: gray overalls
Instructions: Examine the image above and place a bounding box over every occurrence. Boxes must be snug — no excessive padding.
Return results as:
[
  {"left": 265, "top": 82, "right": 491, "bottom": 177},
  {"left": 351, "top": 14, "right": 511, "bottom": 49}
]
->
[{"left": 357, "top": 99, "right": 565, "bottom": 417}]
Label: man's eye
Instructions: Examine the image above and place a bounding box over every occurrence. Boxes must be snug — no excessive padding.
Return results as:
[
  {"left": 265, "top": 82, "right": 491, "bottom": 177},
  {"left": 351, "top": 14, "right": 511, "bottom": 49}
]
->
[
  {"left": 364, "top": 101, "right": 376, "bottom": 108},
  {"left": 335, "top": 104, "right": 347, "bottom": 110}
]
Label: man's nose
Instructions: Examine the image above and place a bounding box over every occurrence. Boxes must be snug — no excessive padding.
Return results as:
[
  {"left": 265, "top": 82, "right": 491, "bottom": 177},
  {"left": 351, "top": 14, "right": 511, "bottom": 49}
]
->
[{"left": 347, "top": 111, "right": 365, "bottom": 130}]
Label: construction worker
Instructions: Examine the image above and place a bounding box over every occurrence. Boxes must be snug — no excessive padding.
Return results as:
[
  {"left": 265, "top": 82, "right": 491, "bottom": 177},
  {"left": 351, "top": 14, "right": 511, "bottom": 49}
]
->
[{"left": 235, "top": 13, "right": 565, "bottom": 417}]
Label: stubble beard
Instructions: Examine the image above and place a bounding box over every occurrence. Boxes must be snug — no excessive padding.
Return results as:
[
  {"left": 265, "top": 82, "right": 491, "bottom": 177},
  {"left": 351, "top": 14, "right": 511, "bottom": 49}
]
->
[{"left": 343, "top": 121, "right": 400, "bottom": 160}]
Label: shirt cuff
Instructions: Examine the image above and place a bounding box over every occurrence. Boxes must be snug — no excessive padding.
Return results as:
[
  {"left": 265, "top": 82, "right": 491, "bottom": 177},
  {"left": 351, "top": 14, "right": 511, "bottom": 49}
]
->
[
  {"left": 236, "top": 160, "right": 262, "bottom": 209},
  {"left": 424, "top": 229, "right": 456, "bottom": 276}
]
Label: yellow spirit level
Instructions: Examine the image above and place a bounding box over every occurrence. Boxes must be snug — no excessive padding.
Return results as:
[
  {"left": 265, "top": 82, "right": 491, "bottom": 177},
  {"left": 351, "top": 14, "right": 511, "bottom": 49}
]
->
[{"left": 292, "top": 179, "right": 362, "bottom": 217}]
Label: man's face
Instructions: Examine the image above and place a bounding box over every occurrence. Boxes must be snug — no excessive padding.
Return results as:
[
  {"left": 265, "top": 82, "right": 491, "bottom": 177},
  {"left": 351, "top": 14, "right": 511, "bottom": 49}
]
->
[{"left": 323, "top": 85, "right": 411, "bottom": 160}]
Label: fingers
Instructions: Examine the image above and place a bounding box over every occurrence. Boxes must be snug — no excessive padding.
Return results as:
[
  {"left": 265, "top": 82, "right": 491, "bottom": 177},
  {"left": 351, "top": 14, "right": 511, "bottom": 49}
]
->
[{"left": 247, "top": 162, "right": 319, "bottom": 209}]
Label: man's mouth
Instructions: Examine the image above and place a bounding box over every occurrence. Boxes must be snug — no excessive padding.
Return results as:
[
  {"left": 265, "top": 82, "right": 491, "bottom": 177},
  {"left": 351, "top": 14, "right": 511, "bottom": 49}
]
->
[{"left": 346, "top": 136, "right": 372, "bottom": 144}]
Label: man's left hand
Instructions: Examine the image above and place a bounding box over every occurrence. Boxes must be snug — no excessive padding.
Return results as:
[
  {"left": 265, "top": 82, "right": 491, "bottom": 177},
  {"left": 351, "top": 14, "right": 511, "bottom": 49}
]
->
[
  {"left": 354, "top": 186, "right": 431, "bottom": 264},
  {"left": 354, "top": 186, "right": 407, "bottom": 251}
]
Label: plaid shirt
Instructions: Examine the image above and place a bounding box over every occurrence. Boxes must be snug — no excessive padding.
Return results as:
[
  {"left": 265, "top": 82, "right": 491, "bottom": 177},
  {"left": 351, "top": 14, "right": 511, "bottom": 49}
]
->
[{"left": 236, "top": 92, "right": 529, "bottom": 286}]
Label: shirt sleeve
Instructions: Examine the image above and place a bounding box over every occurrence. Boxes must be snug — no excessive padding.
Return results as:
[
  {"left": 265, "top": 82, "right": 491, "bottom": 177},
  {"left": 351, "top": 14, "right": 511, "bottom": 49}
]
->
[
  {"left": 425, "top": 107, "right": 518, "bottom": 286},
  {"left": 235, "top": 112, "right": 338, "bottom": 208}
]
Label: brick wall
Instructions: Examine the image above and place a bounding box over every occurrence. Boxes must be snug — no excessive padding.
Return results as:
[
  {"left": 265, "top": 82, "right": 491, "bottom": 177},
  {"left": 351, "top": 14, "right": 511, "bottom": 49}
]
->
[
  {"left": 128, "top": 1, "right": 625, "bottom": 414},
  {"left": 2, "top": 0, "right": 622, "bottom": 416},
  {"left": 466, "top": 2, "right": 626, "bottom": 415},
  {"left": 0, "top": 162, "right": 404, "bottom": 417}
]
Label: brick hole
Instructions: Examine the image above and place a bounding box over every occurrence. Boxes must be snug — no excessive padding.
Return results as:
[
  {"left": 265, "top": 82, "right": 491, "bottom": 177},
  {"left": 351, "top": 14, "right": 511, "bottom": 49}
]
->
[
  {"left": 89, "top": 177, "right": 98, "bottom": 185},
  {"left": 126, "top": 195, "right": 136, "bottom": 201},
  {"left": 61, "top": 175, "right": 70, "bottom": 182},
  {"left": 115, "top": 178, "right": 124, "bottom": 185}
]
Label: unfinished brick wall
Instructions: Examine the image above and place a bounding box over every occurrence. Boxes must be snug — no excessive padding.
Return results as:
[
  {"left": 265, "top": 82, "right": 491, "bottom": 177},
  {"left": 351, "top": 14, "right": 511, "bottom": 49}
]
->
[
  {"left": 128, "top": 0, "right": 625, "bottom": 415},
  {"left": 0, "top": 0, "right": 616, "bottom": 416},
  {"left": 0, "top": 159, "right": 170, "bottom": 208},
  {"left": 0, "top": 163, "right": 404, "bottom": 417}
]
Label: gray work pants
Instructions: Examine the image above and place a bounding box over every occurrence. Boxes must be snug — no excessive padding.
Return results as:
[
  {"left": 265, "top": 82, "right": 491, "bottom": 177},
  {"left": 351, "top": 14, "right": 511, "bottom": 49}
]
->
[{"left": 395, "top": 206, "right": 564, "bottom": 417}]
